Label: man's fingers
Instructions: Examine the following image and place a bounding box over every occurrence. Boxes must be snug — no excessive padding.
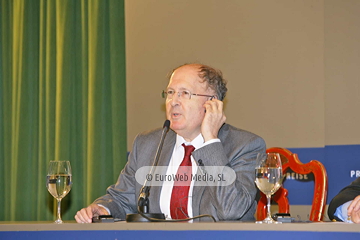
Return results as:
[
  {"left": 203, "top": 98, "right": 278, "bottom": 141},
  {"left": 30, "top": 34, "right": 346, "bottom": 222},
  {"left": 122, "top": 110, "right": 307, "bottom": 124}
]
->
[
  {"left": 75, "top": 206, "right": 94, "bottom": 223},
  {"left": 204, "top": 99, "right": 223, "bottom": 112},
  {"left": 74, "top": 204, "right": 111, "bottom": 223},
  {"left": 351, "top": 212, "right": 360, "bottom": 223},
  {"left": 75, "top": 209, "right": 88, "bottom": 223},
  {"left": 86, "top": 206, "right": 95, "bottom": 219},
  {"left": 348, "top": 195, "right": 360, "bottom": 216},
  {"left": 74, "top": 212, "right": 88, "bottom": 224}
]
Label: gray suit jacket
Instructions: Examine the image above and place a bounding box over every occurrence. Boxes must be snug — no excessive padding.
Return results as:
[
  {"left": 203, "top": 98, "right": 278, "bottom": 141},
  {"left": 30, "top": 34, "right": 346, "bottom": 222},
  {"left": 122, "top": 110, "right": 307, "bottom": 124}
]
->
[{"left": 94, "top": 123, "right": 266, "bottom": 221}]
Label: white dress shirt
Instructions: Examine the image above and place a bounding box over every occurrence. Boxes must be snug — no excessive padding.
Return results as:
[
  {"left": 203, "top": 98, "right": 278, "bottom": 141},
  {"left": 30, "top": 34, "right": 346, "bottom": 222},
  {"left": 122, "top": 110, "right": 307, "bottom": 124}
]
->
[{"left": 159, "top": 133, "right": 219, "bottom": 219}]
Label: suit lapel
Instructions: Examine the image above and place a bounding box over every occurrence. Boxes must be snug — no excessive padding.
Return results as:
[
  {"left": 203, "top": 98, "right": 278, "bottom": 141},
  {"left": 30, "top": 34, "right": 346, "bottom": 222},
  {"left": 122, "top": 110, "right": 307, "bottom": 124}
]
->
[
  {"left": 192, "top": 125, "right": 227, "bottom": 217},
  {"left": 149, "top": 130, "right": 176, "bottom": 213}
]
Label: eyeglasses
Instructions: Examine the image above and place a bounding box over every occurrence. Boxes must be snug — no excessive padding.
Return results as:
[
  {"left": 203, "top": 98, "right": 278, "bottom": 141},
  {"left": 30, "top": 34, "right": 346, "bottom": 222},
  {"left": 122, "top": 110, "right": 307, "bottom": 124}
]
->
[{"left": 162, "top": 90, "right": 215, "bottom": 100}]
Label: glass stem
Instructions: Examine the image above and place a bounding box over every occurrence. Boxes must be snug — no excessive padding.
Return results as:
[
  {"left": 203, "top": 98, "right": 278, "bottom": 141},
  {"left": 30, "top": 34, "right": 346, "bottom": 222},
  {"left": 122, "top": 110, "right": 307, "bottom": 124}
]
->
[
  {"left": 266, "top": 194, "right": 272, "bottom": 219},
  {"left": 57, "top": 199, "right": 62, "bottom": 222}
]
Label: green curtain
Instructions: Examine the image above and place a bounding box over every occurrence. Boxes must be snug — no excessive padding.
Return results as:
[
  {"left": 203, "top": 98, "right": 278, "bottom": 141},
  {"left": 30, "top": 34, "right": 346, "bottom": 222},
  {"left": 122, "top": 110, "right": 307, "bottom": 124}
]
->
[{"left": 0, "top": 0, "right": 127, "bottom": 221}]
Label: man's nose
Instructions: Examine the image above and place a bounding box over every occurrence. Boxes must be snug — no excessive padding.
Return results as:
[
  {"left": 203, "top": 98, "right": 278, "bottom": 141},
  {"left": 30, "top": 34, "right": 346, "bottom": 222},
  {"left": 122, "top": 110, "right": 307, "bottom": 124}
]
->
[{"left": 170, "top": 92, "right": 181, "bottom": 106}]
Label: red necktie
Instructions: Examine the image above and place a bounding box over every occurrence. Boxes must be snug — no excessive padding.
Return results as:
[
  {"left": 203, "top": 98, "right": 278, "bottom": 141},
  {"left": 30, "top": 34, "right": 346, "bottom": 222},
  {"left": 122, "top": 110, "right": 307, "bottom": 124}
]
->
[{"left": 170, "top": 143, "right": 195, "bottom": 219}]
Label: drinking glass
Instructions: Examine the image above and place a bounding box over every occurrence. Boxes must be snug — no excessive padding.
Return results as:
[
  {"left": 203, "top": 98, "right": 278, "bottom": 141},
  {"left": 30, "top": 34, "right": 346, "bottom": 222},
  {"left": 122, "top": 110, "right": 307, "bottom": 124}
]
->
[
  {"left": 46, "top": 160, "right": 72, "bottom": 224},
  {"left": 255, "top": 153, "right": 283, "bottom": 224}
]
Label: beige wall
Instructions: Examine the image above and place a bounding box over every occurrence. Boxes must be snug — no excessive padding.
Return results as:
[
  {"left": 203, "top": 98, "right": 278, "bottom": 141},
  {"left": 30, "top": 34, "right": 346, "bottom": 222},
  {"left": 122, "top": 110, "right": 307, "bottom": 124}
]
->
[
  {"left": 325, "top": 0, "right": 360, "bottom": 146},
  {"left": 125, "top": 0, "right": 359, "bottom": 150}
]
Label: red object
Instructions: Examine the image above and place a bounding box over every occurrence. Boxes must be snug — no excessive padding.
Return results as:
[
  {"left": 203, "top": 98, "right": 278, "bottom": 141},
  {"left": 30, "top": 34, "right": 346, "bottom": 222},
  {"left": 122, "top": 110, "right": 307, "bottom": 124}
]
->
[
  {"left": 256, "top": 147, "right": 328, "bottom": 222},
  {"left": 170, "top": 144, "right": 195, "bottom": 219}
]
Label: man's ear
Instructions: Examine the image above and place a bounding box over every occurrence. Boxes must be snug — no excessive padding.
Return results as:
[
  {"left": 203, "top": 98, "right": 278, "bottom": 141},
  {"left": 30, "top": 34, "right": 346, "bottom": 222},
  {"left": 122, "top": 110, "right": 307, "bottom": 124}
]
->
[{"left": 210, "top": 95, "right": 219, "bottom": 100}]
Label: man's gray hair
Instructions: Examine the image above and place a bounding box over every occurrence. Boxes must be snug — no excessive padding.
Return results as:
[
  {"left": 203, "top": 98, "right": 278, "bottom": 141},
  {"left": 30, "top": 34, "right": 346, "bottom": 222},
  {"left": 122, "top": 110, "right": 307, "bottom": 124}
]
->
[{"left": 169, "top": 63, "right": 228, "bottom": 101}]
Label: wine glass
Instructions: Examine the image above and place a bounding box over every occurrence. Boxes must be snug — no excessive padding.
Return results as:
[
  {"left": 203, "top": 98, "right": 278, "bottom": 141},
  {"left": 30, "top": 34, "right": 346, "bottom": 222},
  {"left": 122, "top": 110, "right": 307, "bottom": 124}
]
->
[
  {"left": 46, "top": 160, "right": 72, "bottom": 224},
  {"left": 255, "top": 152, "right": 283, "bottom": 224}
]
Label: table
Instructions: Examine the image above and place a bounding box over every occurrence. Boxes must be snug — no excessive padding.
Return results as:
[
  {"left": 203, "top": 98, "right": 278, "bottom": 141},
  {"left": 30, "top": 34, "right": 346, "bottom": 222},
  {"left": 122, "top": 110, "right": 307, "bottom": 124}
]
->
[{"left": 1, "top": 221, "right": 359, "bottom": 240}]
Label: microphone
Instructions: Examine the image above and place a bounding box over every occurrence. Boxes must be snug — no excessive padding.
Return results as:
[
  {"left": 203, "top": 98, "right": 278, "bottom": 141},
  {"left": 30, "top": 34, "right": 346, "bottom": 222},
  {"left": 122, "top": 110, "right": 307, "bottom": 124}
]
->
[{"left": 126, "top": 120, "right": 170, "bottom": 222}]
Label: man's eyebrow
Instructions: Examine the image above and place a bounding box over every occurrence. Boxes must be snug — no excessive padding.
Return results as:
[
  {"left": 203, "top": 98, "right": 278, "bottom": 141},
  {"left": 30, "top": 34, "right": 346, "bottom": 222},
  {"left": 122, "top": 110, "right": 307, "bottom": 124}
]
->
[
  {"left": 166, "top": 87, "right": 191, "bottom": 91},
  {"left": 178, "top": 87, "right": 190, "bottom": 91}
]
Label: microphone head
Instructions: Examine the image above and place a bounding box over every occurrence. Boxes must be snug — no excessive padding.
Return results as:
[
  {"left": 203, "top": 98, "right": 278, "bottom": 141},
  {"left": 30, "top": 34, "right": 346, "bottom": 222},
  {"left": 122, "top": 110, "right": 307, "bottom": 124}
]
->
[{"left": 163, "top": 120, "right": 170, "bottom": 129}]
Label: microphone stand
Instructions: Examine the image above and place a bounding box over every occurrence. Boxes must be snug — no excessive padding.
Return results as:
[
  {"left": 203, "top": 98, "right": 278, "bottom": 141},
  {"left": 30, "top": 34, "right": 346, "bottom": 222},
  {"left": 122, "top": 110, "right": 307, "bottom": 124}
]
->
[{"left": 126, "top": 120, "right": 170, "bottom": 222}]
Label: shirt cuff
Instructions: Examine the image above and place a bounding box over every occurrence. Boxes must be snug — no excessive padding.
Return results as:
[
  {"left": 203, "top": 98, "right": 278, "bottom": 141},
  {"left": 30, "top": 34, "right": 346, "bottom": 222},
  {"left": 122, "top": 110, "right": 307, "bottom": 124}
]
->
[
  {"left": 97, "top": 204, "right": 111, "bottom": 215},
  {"left": 334, "top": 200, "right": 353, "bottom": 223},
  {"left": 201, "top": 138, "right": 220, "bottom": 148}
]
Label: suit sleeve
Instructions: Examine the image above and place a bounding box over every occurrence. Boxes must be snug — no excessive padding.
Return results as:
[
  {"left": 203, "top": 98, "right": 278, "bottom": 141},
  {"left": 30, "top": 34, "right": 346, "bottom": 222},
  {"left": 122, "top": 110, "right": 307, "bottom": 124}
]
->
[
  {"left": 192, "top": 133, "right": 266, "bottom": 221},
  {"left": 328, "top": 178, "right": 360, "bottom": 221},
  {"left": 92, "top": 136, "right": 140, "bottom": 220}
]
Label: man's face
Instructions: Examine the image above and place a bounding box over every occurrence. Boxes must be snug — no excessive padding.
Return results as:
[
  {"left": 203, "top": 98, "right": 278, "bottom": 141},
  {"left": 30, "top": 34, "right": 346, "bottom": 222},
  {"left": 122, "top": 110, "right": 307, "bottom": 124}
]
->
[{"left": 165, "top": 65, "right": 215, "bottom": 141}]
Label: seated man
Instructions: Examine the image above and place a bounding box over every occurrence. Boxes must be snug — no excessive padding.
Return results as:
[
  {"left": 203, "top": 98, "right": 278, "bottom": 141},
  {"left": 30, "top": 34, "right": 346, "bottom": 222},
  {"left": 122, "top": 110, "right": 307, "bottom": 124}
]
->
[
  {"left": 75, "top": 63, "right": 266, "bottom": 223},
  {"left": 328, "top": 177, "right": 360, "bottom": 223}
]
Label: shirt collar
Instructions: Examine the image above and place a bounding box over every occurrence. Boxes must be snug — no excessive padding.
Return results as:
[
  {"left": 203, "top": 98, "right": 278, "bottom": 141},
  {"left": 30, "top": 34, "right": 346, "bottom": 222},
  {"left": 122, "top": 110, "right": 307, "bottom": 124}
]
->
[{"left": 175, "top": 133, "right": 204, "bottom": 150}]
